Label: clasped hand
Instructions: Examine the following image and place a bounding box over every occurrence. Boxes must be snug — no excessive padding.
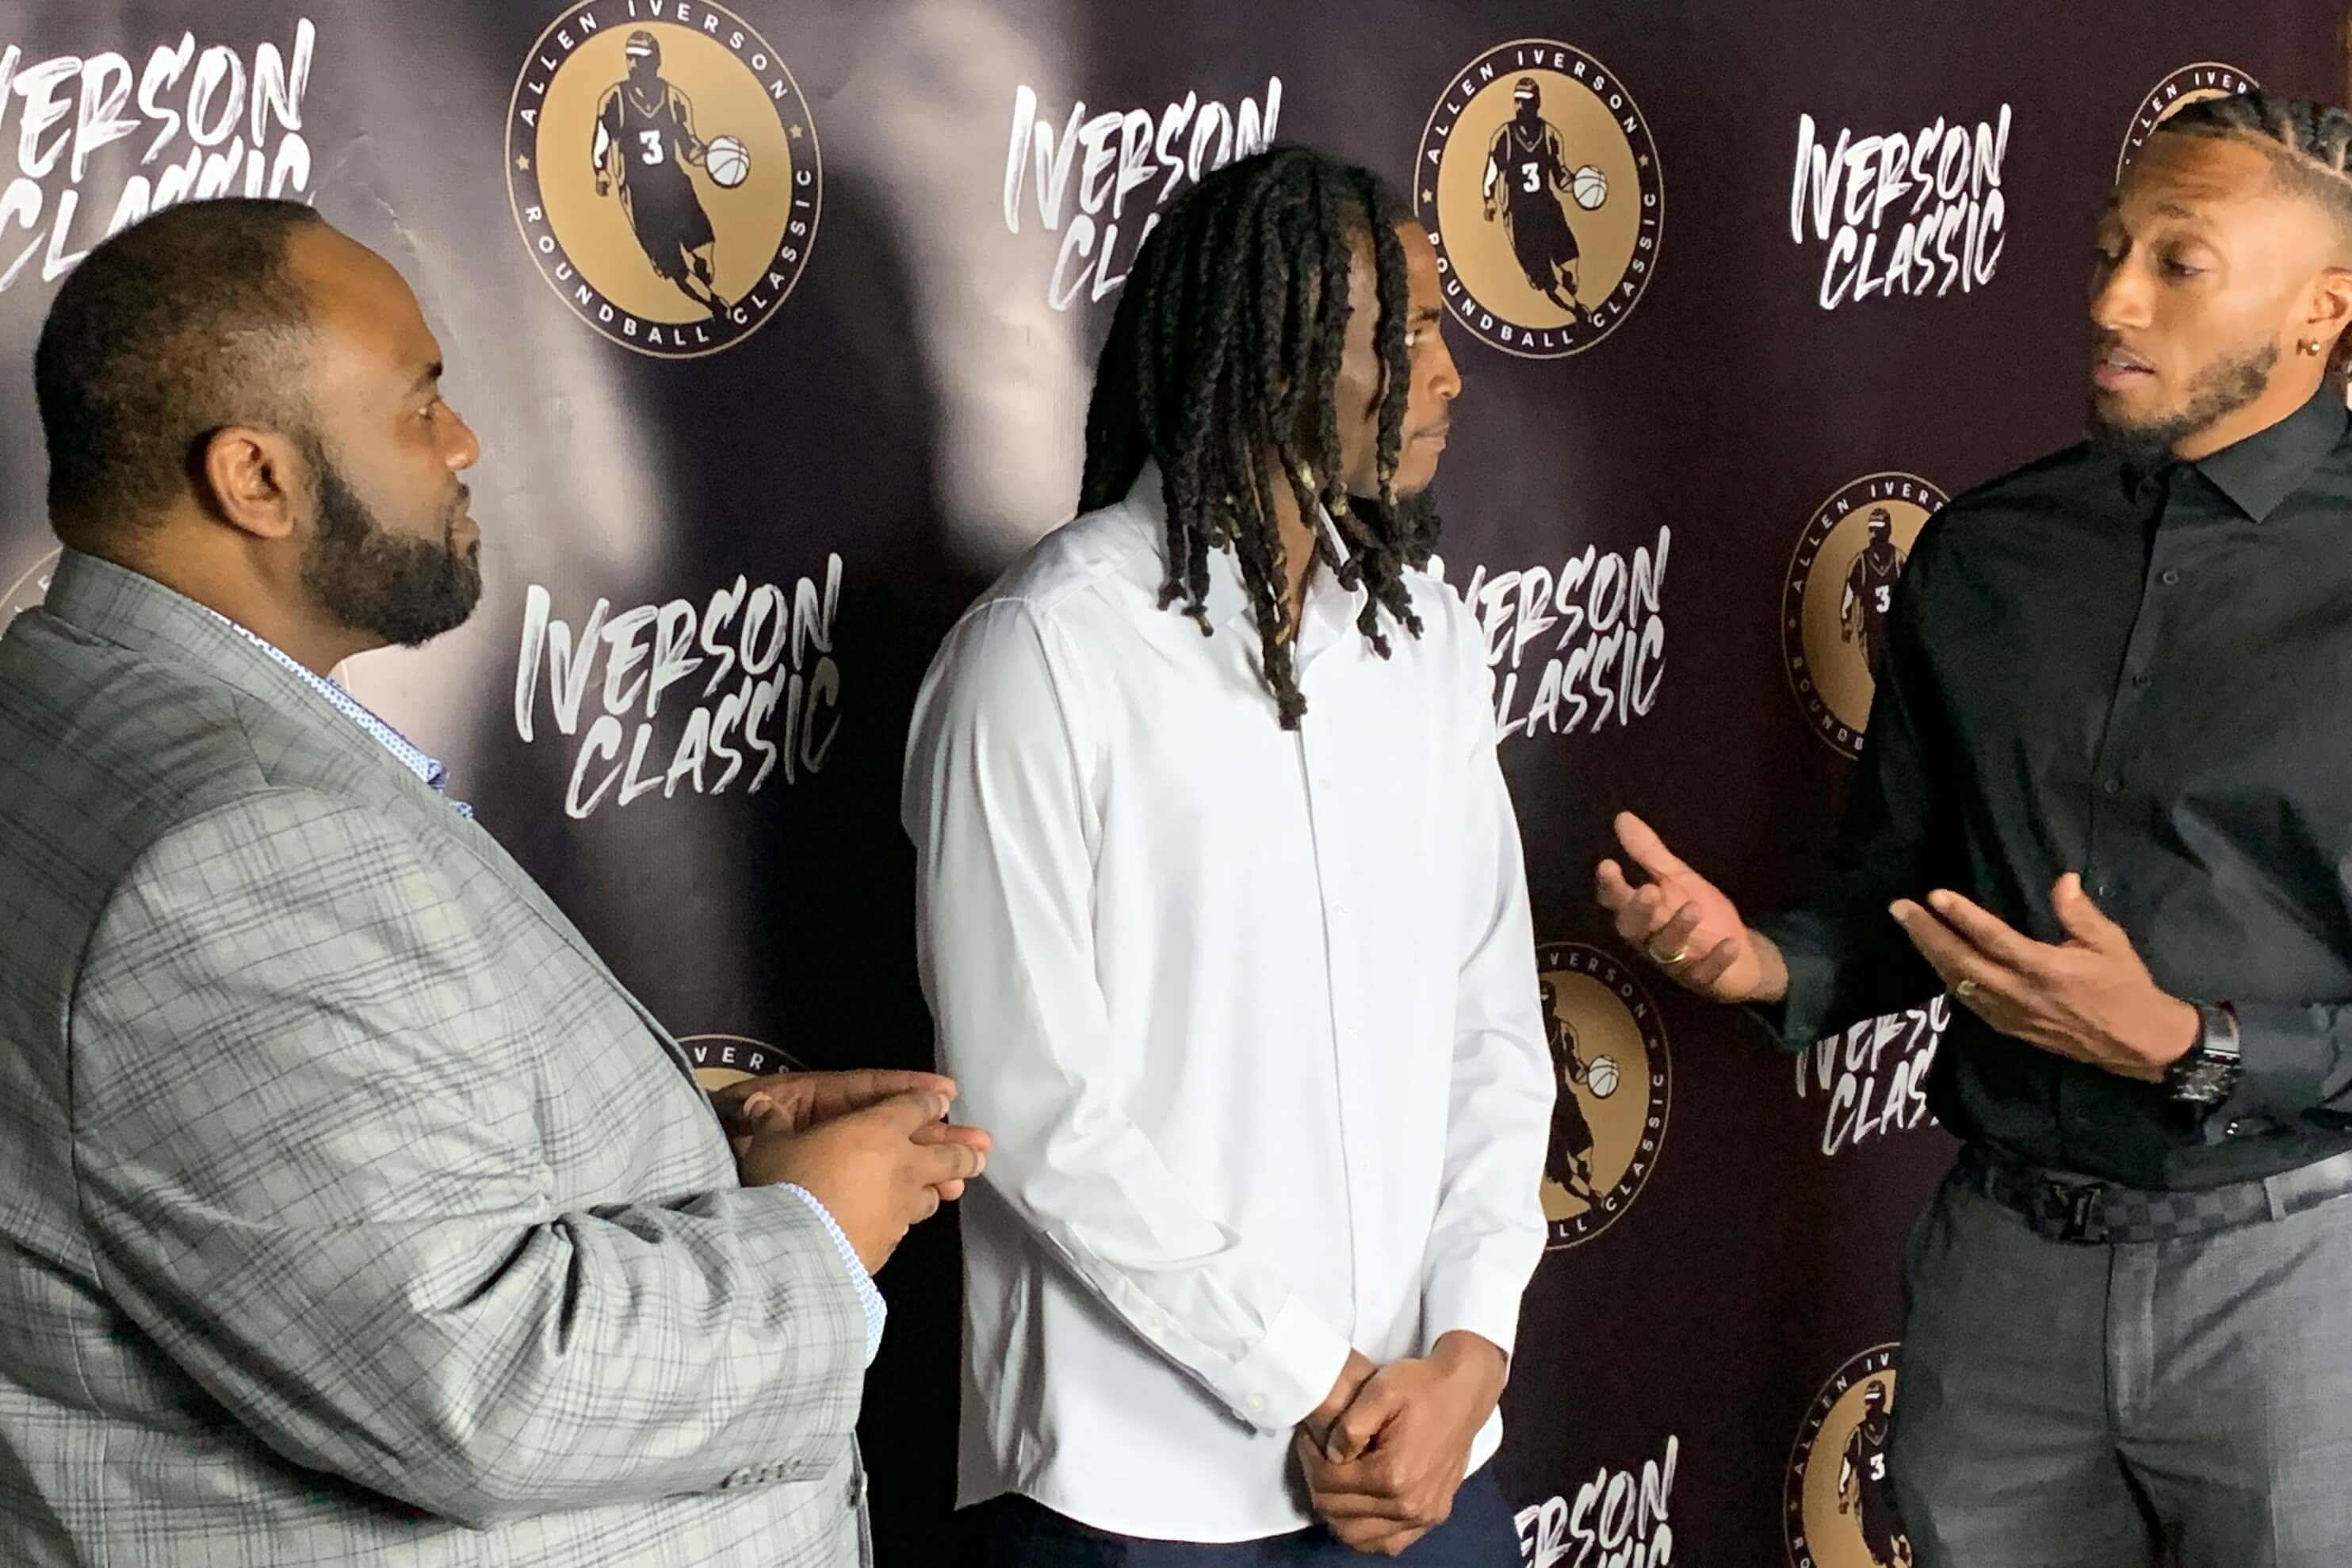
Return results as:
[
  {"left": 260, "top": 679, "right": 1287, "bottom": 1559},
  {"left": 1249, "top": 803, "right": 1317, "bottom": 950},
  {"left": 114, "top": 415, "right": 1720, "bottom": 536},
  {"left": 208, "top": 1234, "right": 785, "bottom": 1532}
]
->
[
  {"left": 1294, "top": 1333, "right": 1507, "bottom": 1556},
  {"left": 707, "top": 1069, "right": 993, "bottom": 1274}
]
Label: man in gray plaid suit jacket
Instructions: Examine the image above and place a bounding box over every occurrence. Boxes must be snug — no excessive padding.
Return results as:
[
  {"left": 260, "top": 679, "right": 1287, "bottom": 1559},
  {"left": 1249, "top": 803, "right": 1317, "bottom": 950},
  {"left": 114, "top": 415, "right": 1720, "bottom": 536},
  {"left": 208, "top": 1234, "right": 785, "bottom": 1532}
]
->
[{"left": 0, "top": 202, "right": 988, "bottom": 1565}]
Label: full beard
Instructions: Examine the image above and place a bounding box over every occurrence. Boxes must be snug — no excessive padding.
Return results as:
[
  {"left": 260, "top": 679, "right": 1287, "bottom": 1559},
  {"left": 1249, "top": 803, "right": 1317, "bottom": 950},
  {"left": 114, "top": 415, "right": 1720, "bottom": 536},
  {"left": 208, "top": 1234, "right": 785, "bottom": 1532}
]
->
[{"left": 297, "top": 434, "right": 482, "bottom": 648}]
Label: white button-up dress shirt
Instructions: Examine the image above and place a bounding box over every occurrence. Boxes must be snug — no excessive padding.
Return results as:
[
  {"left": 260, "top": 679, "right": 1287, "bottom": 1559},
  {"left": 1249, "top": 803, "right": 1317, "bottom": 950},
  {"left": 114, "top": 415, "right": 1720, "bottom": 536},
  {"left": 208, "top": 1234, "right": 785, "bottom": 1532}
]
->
[{"left": 903, "top": 469, "right": 1552, "bottom": 1542}]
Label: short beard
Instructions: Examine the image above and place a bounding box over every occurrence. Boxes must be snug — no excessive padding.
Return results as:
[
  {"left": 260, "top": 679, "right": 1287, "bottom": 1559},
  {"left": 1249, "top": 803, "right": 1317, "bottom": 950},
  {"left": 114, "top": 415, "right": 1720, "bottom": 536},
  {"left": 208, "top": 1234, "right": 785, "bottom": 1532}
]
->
[
  {"left": 296, "top": 432, "right": 481, "bottom": 648},
  {"left": 2088, "top": 338, "right": 2277, "bottom": 471}
]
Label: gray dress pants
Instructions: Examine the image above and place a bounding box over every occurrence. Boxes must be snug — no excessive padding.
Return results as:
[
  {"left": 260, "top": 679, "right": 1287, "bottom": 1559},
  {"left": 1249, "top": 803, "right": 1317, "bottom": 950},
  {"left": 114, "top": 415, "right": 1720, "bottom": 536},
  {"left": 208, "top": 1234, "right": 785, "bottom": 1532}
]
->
[{"left": 1888, "top": 1161, "right": 2352, "bottom": 1568}]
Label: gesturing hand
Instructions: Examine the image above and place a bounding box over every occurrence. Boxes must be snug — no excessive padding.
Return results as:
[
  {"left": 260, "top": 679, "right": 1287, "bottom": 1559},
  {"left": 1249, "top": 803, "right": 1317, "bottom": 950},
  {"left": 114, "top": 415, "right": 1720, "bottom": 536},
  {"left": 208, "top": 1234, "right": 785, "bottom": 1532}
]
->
[
  {"left": 1890, "top": 874, "right": 2197, "bottom": 1082},
  {"left": 1596, "top": 812, "right": 1787, "bottom": 1004}
]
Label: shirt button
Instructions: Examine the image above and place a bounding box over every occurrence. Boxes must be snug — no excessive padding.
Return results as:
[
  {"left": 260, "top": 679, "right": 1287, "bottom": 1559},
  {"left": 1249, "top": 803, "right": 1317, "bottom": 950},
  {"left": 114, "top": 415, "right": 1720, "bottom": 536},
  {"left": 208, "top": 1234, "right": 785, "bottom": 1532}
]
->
[
  {"left": 1246, "top": 1393, "right": 1268, "bottom": 1413},
  {"left": 2102, "top": 777, "right": 2122, "bottom": 795},
  {"left": 2131, "top": 671, "right": 2151, "bottom": 690},
  {"left": 2160, "top": 568, "right": 2181, "bottom": 586}
]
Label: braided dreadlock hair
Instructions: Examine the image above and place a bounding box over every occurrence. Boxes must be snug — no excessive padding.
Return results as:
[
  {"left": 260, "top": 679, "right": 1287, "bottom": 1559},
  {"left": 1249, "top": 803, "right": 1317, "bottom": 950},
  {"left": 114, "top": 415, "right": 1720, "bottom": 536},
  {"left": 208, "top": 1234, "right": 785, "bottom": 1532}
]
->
[
  {"left": 2157, "top": 92, "right": 2352, "bottom": 373},
  {"left": 1079, "top": 145, "right": 1442, "bottom": 729},
  {"left": 2159, "top": 92, "right": 2352, "bottom": 233}
]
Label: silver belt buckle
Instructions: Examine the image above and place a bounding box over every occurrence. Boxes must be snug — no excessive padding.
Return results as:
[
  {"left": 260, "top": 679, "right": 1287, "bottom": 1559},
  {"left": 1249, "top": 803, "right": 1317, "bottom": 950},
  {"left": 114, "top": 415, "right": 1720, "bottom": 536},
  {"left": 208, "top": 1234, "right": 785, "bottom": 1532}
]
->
[{"left": 2029, "top": 1176, "right": 2109, "bottom": 1243}]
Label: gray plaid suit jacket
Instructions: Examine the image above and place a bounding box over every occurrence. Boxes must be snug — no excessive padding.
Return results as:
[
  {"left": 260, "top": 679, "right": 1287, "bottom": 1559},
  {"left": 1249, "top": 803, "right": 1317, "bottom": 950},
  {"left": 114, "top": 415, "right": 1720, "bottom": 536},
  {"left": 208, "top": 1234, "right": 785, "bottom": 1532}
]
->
[{"left": 0, "top": 552, "right": 871, "bottom": 1566}]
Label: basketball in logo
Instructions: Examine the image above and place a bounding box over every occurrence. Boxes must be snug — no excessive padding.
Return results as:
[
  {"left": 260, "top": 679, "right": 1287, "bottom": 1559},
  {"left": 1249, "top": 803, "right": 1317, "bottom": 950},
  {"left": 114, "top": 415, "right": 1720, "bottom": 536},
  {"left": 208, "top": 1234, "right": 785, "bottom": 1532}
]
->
[
  {"left": 1536, "top": 942, "right": 1671, "bottom": 1249},
  {"left": 1, "top": 546, "right": 59, "bottom": 630},
  {"left": 676, "top": 1032, "right": 801, "bottom": 1093},
  {"left": 1415, "top": 40, "right": 1662, "bottom": 358},
  {"left": 507, "top": 2, "right": 821, "bottom": 358},
  {"left": 2117, "top": 63, "right": 2259, "bottom": 181},
  {"left": 1780, "top": 472, "right": 1948, "bottom": 761},
  {"left": 1786, "top": 1345, "right": 1910, "bottom": 1568}
]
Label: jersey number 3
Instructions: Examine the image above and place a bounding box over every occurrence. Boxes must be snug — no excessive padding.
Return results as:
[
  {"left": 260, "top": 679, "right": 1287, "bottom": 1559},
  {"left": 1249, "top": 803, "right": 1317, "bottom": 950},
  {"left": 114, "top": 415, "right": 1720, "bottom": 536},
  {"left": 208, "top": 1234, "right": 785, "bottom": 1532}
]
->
[{"left": 639, "top": 128, "right": 666, "bottom": 166}]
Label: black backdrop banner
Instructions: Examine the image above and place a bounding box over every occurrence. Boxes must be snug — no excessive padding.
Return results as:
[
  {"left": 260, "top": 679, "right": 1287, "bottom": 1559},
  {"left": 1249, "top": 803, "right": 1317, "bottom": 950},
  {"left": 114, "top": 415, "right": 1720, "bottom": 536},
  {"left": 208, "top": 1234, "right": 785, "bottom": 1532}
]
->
[{"left": 0, "top": 3, "right": 2340, "bottom": 1562}]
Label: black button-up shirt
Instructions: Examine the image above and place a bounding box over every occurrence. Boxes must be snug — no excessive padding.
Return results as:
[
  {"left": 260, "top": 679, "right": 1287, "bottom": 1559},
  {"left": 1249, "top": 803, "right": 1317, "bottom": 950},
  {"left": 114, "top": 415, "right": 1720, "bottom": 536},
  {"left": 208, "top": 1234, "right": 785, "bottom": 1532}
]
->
[{"left": 1758, "top": 389, "right": 2352, "bottom": 1190}]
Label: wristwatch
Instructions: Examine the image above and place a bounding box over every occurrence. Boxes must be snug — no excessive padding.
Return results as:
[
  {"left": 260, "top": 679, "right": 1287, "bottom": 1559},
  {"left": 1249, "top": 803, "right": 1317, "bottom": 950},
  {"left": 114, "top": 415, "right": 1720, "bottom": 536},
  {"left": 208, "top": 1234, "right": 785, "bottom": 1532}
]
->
[{"left": 2163, "top": 1001, "right": 2243, "bottom": 1106}]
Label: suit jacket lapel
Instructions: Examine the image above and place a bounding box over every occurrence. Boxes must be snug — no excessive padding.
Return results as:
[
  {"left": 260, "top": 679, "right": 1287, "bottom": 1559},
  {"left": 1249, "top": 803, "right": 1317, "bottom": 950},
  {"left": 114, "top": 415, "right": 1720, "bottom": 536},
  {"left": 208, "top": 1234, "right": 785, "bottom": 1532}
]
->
[
  {"left": 435, "top": 807, "right": 707, "bottom": 1095},
  {"left": 39, "top": 551, "right": 708, "bottom": 1097}
]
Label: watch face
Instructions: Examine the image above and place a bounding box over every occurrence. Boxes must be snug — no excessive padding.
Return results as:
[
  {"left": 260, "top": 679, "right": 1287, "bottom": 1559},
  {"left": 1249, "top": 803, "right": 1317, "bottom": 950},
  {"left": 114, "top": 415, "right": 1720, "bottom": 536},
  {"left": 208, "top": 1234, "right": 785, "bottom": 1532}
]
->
[{"left": 2170, "top": 1055, "right": 2238, "bottom": 1104}]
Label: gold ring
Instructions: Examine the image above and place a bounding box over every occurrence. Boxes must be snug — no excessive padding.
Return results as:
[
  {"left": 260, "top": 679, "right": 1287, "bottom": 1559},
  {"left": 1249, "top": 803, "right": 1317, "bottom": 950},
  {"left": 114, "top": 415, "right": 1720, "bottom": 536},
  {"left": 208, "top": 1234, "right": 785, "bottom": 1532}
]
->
[
  {"left": 1954, "top": 978, "right": 1979, "bottom": 1000},
  {"left": 1651, "top": 943, "right": 1691, "bottom": 967}
]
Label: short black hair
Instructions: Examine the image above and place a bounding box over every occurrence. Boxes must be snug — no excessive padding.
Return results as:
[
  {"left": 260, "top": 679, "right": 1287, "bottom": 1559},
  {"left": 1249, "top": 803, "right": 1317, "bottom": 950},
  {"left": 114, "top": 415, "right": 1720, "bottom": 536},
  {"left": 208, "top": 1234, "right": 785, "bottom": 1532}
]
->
[
  {"left": 2157, "top": 92, "right": 2352, "bottom": 251},
  {"left": 34, "top": 197, "right": 324, "bottom": 546},
  {"left": 1079, "top": 145, "right": 1437, "bottom": 729}
]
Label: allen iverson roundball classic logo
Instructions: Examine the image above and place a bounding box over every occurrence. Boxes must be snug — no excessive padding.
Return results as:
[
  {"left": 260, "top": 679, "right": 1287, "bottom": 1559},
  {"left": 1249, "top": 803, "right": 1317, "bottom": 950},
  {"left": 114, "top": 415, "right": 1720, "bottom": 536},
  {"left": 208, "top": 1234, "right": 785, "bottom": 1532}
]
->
[
  {"left": 676, "top": 1032, "right": 801, "bottom": 1093},
  {"left": 507, "top": 2, "right": 821, "bottom": 358},
  {"left": 1536, "top": 942, "right": 1670, "bottom": 1249},
  {"left": 2117, "top": 63, "right": 2258, "bottom": 182},
  {"left": 1786, "top": 1345, "right": 1910, "bottom": 1568},
  {"left": 1781, "top": 472, "right": 1947, "bottom": 761},
  {"left": 2, "top": 547, "right": 59, "bottom": 630},
  {"left": 1416, "top": 40, "right": 1662, "bottom": 358}
]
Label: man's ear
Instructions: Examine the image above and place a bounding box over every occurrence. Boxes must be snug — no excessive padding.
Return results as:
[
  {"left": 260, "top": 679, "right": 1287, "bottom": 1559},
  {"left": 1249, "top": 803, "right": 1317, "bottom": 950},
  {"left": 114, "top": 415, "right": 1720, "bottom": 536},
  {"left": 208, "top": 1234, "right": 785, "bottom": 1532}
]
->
[
  {"left": 2310, "top": 264, "right": 2352, "bottom": 377},
  {"left": 195, "top": 425, "right": 301, "bottom": 541}
]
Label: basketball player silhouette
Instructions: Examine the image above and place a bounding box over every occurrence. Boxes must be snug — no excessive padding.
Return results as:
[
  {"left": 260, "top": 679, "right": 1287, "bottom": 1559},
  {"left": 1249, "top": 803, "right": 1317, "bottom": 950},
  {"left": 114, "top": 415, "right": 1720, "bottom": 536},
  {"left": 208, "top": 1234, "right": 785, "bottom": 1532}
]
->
[
  {"left": 591, "top": 31, "right": 727, "bottom": 319},
  {"left": 1837, "top": 1380, "right": 1912, "bottom": 1567},
  {"left": 1482, "top": 78, "right": 1585, "bottom": 320},
  {"left": 1840, "top": 507, "right": 1905, "bottom": 683},
  {"left": 1540, "top": 977, "right": 1601, "bottom": 1206}
]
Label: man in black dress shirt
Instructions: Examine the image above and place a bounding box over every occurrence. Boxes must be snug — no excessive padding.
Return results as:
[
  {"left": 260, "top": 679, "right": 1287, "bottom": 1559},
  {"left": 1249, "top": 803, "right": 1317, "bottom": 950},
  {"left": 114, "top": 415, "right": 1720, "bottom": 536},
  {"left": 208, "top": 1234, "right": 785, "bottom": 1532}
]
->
[{"left": 1598, "top": 94, "right": 2352, "bottom": 1567}]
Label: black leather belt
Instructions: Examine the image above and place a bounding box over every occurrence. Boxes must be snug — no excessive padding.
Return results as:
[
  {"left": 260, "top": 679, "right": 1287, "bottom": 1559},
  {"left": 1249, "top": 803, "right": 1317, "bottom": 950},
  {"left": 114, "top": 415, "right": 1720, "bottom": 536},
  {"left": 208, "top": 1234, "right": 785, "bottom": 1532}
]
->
[{"left": 1956, "top": 1144, "right": 2352, "bottom": 1245}]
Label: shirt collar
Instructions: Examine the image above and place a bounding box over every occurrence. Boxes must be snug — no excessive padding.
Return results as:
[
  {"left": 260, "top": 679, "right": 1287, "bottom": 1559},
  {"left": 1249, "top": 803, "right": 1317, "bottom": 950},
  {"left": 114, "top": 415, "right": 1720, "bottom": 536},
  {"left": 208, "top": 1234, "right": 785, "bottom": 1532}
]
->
[
  {"left": 200, "top": 607, "right": 471, "bottom": 815},
  {"left": 2188, "top": 387, "right": 2352, "bottom": 523}
]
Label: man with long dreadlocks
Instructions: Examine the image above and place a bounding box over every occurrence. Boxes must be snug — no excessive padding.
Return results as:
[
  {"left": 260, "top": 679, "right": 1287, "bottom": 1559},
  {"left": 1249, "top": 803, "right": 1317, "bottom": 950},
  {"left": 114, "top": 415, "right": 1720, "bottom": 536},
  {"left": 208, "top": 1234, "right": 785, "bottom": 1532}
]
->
[
  {"left": 905, "top": 146, "right": 1551, "bottom": 1563},
  {"left": 1599, "top": 92, "right": 2352, "bottom": 1567}
]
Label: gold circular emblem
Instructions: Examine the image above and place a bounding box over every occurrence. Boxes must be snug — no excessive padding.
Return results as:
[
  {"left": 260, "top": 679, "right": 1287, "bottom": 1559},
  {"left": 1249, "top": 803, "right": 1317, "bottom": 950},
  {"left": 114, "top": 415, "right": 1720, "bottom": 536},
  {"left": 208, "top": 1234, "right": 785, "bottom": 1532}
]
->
[
  {"left": 1414, "top": 40, "right": 1662, "bottom": 358},
  {"left": 2117, "top": 63, "right": 2259, "bottom": 182},
  {"left": 1537, "top": 942, "right": 1671, "bottom": 1249},
  {"left": 507, "top": 2, "right": 821, "bottom": 358},
  {"left": 1781, "top": 473, "right": 1947, "bottom": 762},
  {"left": 1786, "top": 1344, "right": 1910, "bottom": 1568},
  {"left": 676, "top": 1031, "right": 801, "bottom": 1093}
]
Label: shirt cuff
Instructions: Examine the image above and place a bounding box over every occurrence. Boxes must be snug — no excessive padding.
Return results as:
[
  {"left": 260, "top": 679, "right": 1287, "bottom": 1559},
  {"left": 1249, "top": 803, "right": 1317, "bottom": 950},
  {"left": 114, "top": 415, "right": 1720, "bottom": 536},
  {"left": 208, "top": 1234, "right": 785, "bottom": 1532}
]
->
[
  {"left": 1746, "top": 914, "right": 1838, "bottom": 1049},
  {"left": 1422, "top": 1260, "right": 1528, "bottom": 1365},
  {"left": 1226, "top": 1293, "right": 1355, "bottom": 1435},
  {"left": 780, "top": 1184, "right": 887, "bottom": 1367},
  {"left": 2215, "top": 1001, "right": 2341, "bottom": 1127}
]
